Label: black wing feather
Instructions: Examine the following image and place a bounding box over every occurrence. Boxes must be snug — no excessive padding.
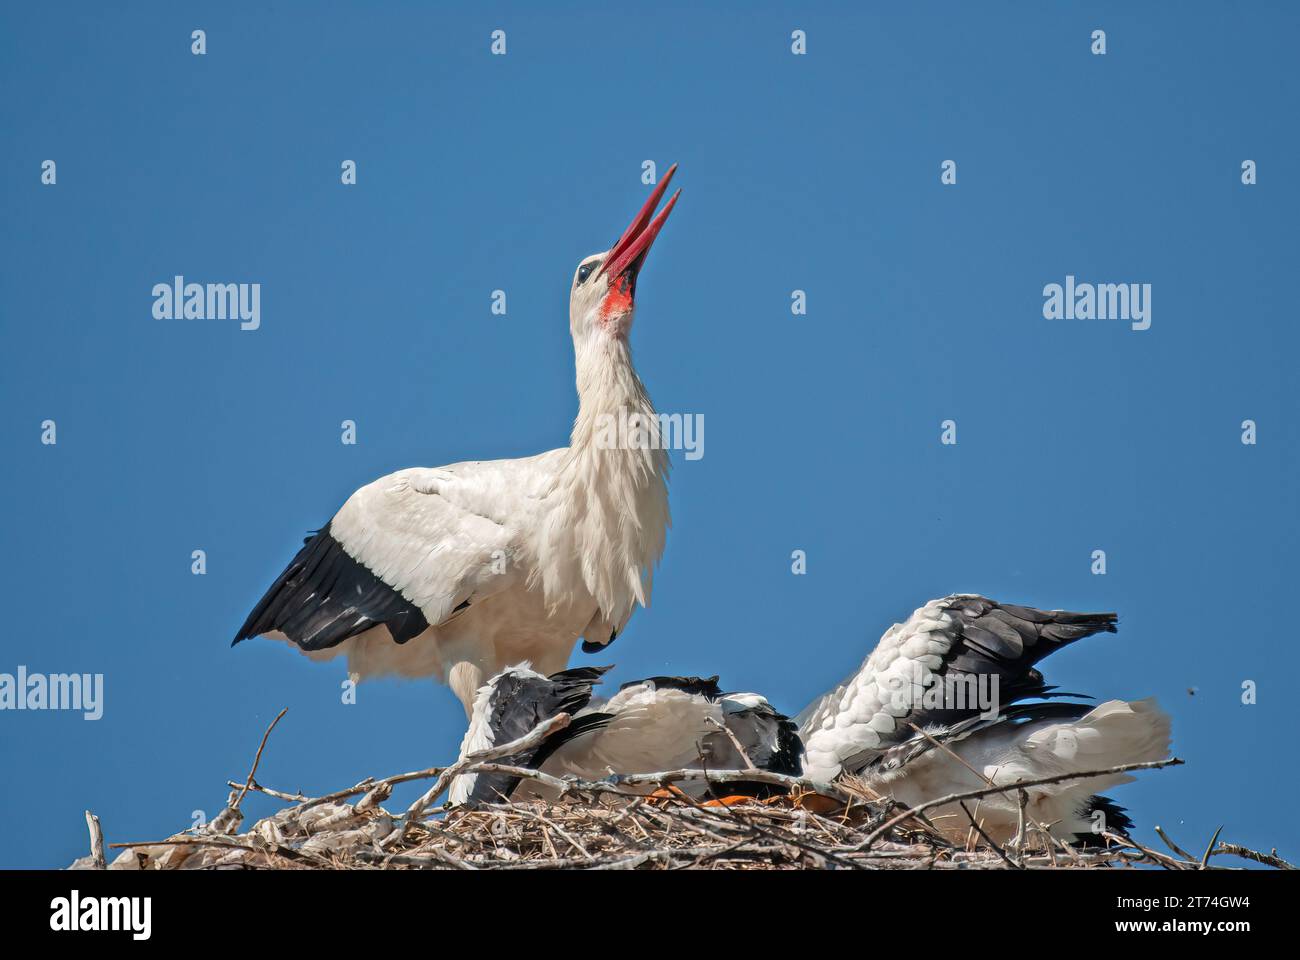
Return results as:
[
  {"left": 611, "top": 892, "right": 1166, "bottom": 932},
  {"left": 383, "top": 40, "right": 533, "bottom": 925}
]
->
[
  {"left": 620, "top": 675, "right": 723, "bottom": 700},
  {"left": 232, "top": 522, "right": 429, "bottom": 651},
  {"left": 466, "top": 666, "right": 612, "bottom": 804},
  {"left": 903, "top": 596, "right": 1116, "bottom": 730}
]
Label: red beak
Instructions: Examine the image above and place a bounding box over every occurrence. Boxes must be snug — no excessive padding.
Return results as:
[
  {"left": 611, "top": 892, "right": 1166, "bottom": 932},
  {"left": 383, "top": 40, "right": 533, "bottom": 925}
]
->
[{"left": 598, "top": 163, "right": 681, "bottom": 284}]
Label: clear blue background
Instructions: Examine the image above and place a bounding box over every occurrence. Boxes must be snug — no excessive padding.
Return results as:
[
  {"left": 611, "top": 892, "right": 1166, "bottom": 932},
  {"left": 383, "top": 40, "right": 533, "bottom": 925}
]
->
[{"left": 2, "top": 1, "right": 1296, "bottom": 869}]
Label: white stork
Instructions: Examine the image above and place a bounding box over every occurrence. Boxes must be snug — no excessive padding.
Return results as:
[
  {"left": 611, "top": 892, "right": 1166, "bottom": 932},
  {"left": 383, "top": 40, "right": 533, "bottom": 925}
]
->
[
  {"left": 449, "top": 665, "right": 802, "bottom": 806},
  {"left": 797, "top": 595, "right": 1173, "bottom": 843},
  {"left": 234, "top": 168, "right": 682, "bottom": 716},
  {"left": 454, "top": 595, "right": 1172, "bottom": 844}
]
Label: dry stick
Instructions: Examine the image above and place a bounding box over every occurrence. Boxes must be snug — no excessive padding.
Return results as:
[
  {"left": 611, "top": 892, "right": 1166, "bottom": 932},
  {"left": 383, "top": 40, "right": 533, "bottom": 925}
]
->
[
  {"left": 510, "top": 806, "right": 594, "bottom": 861},
  {"left": 405, "top": 820, "right": 474, "bottom": 853},
  {"left": 358, "top": 850, "right": 476, "bottom": 870},
  {"left": 674, "top": 836, "right": 757, "bottom": 870},
  {"left": 1199, "top": 825, "right": 1225, "bottom": 870},
  {"left": 673, "top": 794, "right": 864, "bottom": 869},
  {"left": 462, "top": 762, "right": 574, "bottom": 796},
  {"left": 295, "top": 777, "right": 422, "bottom": 813},
  {"left": 632, "top": 799, "right": 783, "bottom": 867},
  {"left": 904, "top": 721, "right": 988, "bottom": 783},
  {"left": 438, "top": 845, "right": 743, "bottom": 871},
  {"left": 226, "top": 780, "right": 308, "bottom": 803},
  {"left": 456, "top": 760, "right": 854, "bottom": 808},
  {"left": 904, "top": 720, "right": 1061, "bottom": 862},
  {"left": 705, "top": 716, "right": 756, "bottom": 770},
  {"left": 394, "top": 712, "right": 573, "bottom": 842},
  {"left": 282, "top": 770, "right": 463, "bottom": 817},
  {"left": 855, "top": 757, "right": 1183, "bottom": 851},
  {"left": 84, "top": 811, "right": 106, "bottom": 869},
  {"left": 957, "top": 801, "right": 1019, "bottom": 869},
  {"left": 111, "top": 837, "right": 237, "bottom": 849},
  {"left": 1154, "top": 825, "right": 1197, "bottom": 862},
  {"left": 233, "top": 708, "right": 288, "bottom": 811},
  {"left": 589, "top": 849, "right": 679, "bottom": 870},
  {"left": 767, "top": 803, "right": 858, "bottom": 847},
  {"left": 537, "top": 821, "right": 559, "bottom": 860},
  {"left": 609, "top": 767, "right": 852, "bottom": 802},
  {"left": 1100, "top": 830, "right": 1191, "bottom": 870},
  {"left": 1213, "top": 842, "right": 1295, "bottom": 871},
  {"left": 106, "top": 833, "right": 330, "bottom": 869},
  {"left": 867, "top": 794, "right": 948, "bottom": 846},
  {"left": 109, "top": 819, "right": 339, "bottom": 871}
]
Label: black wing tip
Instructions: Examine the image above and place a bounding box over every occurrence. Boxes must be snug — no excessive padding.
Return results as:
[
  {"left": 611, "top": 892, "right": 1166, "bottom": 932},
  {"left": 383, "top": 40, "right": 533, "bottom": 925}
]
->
[
  {"left": 1054, "top": 610, "right": 1119, "bottom": 633},
  {"left": 231, "top": 617, "right": 260, "bottom": 647},
  {"left": 1073, "top": 795, "right": 1134, "bottom": 846},
  {"left": 993, "top": 600, "right": 1118, "bottom": 628},
  {"left": 768, "top": 716, "right": 807, "bottom": 778},
  {"left": 621, "top": 674, "right": 724, "bottom": 700},
  {"left": 232, "top": 523, "right": 429, "bottom": 655},
  {"left": 522, "top": 711, "right": 616, "bottom": 783},
  {"left": 548, "top": 665, "right": 614, "bottom": 683},
  {"left": 560, "top": 711, "right": 615, "bottom": 739}
]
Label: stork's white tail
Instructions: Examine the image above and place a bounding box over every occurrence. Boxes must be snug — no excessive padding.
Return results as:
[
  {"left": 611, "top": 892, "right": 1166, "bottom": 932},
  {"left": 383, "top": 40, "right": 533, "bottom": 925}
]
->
[
  {"left": 1021, "top": 698, "right": 1172, "bottom": 785},
  {"left": 1008, "top": 698, "right": 1172, "bottom": 836},
  {"left": 873, "top": 698, "right": 1172, "bottom": 843}
]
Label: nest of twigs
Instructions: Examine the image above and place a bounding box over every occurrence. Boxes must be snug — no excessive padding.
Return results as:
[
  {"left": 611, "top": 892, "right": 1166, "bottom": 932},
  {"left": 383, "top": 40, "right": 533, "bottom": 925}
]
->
[{"left": 69, "top": 709, "right": 1292, "bottom": 871}]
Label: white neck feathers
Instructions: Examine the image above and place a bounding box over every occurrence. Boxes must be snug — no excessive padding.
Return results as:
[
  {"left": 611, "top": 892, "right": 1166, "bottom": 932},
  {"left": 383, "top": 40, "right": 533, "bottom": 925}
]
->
[{"left": 533, "top": 337, "right": 671, "bottom": 623}]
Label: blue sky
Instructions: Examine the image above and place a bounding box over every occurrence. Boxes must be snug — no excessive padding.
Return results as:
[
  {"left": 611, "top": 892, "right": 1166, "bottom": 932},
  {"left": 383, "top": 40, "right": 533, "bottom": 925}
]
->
[{"left": 2, "top": 1, "right": 1296, "bottom": 868}]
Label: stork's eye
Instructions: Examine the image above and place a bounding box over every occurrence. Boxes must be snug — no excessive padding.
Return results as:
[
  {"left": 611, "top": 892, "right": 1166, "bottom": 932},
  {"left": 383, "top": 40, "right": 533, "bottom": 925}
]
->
[{"left": 577, "top": 261, "right": 598, "bottom": 285}]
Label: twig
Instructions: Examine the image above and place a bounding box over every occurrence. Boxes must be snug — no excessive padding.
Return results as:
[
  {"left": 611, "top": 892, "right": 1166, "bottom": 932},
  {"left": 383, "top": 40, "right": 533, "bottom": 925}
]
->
[
  {"left": 461, "top": 762, "right": 575, "bottom": 796},
  {"left": 1212, "top": 842, "right": 1294, "bottom": 870},
  {"left": 233, "top": 708, "right": 288, "bottom": 811},
  {"left": 958, "top": 801, "right": 1018, "bottom": 869},
  {"left": 705, "top": 716, "right": 756, "bottom": 770},
  {"left": 84, "top": 811, "right": 106, "bottom": 869},
  {"left": 1199, "top": 825, "right": 1224, "bottom": 870},
  {"left": 510, "top": 806, "right": 594, "bottom": 860},
  {"left": 1154, "top": 825, "right": 1196, "bottom": 862},
  {"left": 905, "top": 721, "right": 1063, "bottom": 858},
  {"left": 1101, "top": 831, "right": 1190, "bottom": 870},
  {"left": 855, "top": 757, "right": 1184, "bottom": 851},
  {"left": 609, "top": 767, "right": 852, "bottom": 802},
  {"left": 226, "top": 780, "right": 308, "bottom": 803},
  {"left": 394, "top": 712, "right": 573, "bottom": 841}
]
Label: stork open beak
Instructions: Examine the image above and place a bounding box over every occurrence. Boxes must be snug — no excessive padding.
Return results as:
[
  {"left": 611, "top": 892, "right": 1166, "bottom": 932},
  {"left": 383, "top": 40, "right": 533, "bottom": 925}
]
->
[{"left": 598, "top": 163, "right": 680, "bottom": 286}]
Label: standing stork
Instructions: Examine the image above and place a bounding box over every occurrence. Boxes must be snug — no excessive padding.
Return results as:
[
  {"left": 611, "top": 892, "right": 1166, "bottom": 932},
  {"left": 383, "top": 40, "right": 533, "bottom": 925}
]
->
[{"left": 233, "top": 167, "right": 682, "bottom": 717}]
